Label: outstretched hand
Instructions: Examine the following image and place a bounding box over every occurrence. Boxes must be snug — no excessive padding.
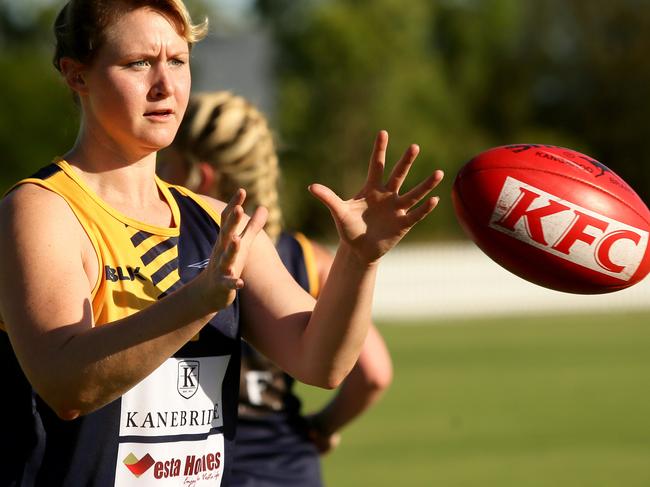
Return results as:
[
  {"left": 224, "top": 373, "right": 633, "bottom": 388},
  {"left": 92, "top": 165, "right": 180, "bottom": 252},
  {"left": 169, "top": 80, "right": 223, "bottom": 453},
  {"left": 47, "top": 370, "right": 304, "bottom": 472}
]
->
[
  {"left": 200, "top": 189, "right": 268, "bottom": 311},
  {"left": 309, "top": 130, "right": 444, "bottom": 264}
]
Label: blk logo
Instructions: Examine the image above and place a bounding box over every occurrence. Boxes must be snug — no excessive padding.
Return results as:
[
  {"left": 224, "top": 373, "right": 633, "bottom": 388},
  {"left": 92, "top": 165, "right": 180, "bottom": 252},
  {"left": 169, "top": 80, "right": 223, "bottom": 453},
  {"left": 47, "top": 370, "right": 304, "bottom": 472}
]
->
[
  {"left": 105, "top": 265, "right": 146, "bottom": 282},
  {"left": 177, "top": 360, "right": 200, "bottom": 399},
  {"left": 490, "top": 177, "right": 648, "bottom": 281}
]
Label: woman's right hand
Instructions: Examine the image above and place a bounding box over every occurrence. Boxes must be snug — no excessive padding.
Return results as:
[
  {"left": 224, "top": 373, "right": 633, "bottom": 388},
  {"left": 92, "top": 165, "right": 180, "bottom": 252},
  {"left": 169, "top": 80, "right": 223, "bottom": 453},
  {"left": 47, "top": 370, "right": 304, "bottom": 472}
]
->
[
  {"left": 198, "top": 189, "right": 268, "bottom": 312},
  {"left": 309, "top": 131, "right": 443, "bottom": 266}
]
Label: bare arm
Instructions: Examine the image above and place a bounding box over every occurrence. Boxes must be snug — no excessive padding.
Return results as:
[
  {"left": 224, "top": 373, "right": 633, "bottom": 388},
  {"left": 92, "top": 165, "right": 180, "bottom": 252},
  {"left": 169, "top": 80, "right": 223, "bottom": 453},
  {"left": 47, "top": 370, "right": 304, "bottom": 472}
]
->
[
  {"left": 0, "top": 185, "right": 266, "bottom": 419},
  {"left": 239, "top": 229, "right": 375, "bottom": 389},
  {"left": 307, "top": 325, "right": 393, "bottom": 453},
  {"left": 304, "top": 241, "right": 393, "bottom": 453},
  {"left": 240, "top": 131, "right": 443, "bottom": 389}
]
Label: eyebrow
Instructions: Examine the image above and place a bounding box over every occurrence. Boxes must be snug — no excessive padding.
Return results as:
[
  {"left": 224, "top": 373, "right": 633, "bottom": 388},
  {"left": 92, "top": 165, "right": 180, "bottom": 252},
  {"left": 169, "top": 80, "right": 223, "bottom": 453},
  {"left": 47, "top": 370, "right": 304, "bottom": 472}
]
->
[
  {"left": 168, "top": 49, "right": 190, "bottom": 57},
  {"left": 120, "top": 48, "right": 190, "bottom": 59}
]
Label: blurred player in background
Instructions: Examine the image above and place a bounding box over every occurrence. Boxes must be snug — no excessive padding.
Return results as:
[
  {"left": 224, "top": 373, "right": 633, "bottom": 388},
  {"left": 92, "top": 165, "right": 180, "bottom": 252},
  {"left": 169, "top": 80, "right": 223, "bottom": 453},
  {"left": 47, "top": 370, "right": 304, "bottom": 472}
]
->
[{"left": 159, "top": 91, "right": 394, "bottom": 486}]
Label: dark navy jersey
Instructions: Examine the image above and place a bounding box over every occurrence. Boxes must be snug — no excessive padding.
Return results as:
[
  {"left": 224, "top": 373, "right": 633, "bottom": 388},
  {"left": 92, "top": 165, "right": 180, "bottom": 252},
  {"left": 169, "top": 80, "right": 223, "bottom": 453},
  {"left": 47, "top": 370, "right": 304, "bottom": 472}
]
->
[
  {"left": 0, "top": 161, "right": 240, "bottom": 487},
  {"left": 232, "top": 232, "right": 323, "bottom": 487}
]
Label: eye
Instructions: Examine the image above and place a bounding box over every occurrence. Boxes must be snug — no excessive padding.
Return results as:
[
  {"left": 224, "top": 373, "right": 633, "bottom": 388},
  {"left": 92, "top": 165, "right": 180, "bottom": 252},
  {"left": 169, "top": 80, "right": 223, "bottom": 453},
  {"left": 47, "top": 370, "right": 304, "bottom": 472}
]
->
[
  {"left": 169, "top": 58, "right": 186, "bottom": 67},
  {"left": 128, "top": 60, "right": 150, "bottom": 68}
]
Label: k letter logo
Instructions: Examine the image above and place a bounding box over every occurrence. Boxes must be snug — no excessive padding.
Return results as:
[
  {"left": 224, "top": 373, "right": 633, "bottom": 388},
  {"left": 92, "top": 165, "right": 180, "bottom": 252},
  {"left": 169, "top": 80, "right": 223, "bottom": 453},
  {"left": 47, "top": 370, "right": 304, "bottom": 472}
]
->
[{"left": 177, "top": 360, "right": 200, "bottom": 399}]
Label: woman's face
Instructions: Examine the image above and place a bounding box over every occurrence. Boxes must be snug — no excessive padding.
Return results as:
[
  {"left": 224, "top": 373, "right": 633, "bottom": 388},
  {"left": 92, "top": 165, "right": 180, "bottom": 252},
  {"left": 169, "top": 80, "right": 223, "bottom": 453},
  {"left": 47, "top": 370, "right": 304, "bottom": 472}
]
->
[{"left": 81, "top": 7, "right": 191, "bottom": 158}]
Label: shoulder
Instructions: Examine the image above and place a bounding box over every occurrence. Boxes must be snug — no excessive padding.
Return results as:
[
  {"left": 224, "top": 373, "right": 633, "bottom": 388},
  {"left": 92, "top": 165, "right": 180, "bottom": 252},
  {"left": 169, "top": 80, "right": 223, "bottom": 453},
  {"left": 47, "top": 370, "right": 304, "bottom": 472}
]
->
[
  {"left": 196, "top": 194, "right": 228, "bottom": 214},
  {"left": 1, "top": 182, "right": 79, "bottom": 227},
  {"left": 0, "top": 183, "right": 85, "bottom": 257},
  {"left": 0, "top": 183, "right": 89, "bottom": 323}
]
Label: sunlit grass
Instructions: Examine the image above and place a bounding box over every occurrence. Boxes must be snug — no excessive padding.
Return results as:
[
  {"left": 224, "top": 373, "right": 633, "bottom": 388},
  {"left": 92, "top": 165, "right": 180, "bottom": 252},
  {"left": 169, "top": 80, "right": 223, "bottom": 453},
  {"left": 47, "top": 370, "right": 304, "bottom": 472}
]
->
[{"left": 296, "top": 311, "right": 650, "bottom": 487}]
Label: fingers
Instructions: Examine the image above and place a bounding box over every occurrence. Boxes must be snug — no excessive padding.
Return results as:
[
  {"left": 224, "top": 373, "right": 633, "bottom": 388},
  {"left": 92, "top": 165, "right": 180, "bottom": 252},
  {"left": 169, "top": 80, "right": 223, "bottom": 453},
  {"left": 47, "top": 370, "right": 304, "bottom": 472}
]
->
[
  {"left": 219, "top": 189, "right": 267, "bottom": 244},
  {"left": 386, "top": 144, "right": 420, "bottom": 192},
  {"left": 217, "top": 202, "right": 244, "bottom": 255},
  {"left": 403, "top": 195, "right": 441, "bottom": 228},
  {"left": 398, "top": 170, "right": 444, "bottom": 228},
  {"left": 224, "top": 188, "right": 246, "bottom": 210},
  {"left": 239, "top": 206, "right": 268, "bottom": 241},
  {"left": 219, "top": 189, "right": 246, "bottom": 241},
  {"left": 219, "top": 276, "right": 244, "bottom": 290},
  {"left": 218, "top": 203, "right": 268, "bottom": 267},
  {"left": 218, "top": 234, "right": 244, "bottom": 289},
  {"left": 212, "top": 188, "right": 248, "bottom": 269},
  {"left": 398, "top": 169, "right": 444, "bottom": 209},
  {"left": 204, "top": 189, "right": 267, "bottom": 296},
  {"left": 366, "top": 130, "right": 388, "bottom": 188},
  {"left": 210, "top": 205, "right": 265, "bottom": 291}
]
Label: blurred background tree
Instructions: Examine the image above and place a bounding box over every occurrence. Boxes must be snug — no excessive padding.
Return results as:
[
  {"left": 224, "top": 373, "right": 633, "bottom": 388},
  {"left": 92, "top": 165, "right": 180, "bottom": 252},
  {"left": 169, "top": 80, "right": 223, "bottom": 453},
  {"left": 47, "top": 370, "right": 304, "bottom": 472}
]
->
[
  {"left": 255, "top": 0, "right": 650, "bottom": 240},
  {"left": 0, "top": 1, "right": 78, "bottom": 188},
  {"left": 2, "top": 0, "right": 650, "bottom": 241}
]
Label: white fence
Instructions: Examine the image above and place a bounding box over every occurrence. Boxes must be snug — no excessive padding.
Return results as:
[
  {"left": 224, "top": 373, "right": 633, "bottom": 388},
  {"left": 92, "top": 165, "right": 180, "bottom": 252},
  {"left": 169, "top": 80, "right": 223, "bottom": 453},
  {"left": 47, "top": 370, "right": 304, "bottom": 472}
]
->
[{"left": 373, "top": 242, "right": 650, "bottom": 321}]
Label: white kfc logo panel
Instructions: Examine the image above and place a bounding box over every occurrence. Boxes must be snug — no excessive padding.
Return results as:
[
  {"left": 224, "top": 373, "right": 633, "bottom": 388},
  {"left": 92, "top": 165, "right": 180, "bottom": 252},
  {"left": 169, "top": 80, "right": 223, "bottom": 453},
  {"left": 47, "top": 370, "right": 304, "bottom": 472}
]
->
[{"left": 490, "top": 176, "right": 648, "bottom": 281}]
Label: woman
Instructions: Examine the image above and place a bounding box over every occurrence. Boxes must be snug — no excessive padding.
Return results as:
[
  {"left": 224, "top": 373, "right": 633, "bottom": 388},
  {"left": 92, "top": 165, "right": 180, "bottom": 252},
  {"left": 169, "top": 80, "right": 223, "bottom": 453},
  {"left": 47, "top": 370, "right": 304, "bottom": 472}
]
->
[
  {"left": 0, "top": 1, "right": 444, "bottom": 485},
  {"left": 159, "top": 91, "right": 394, "bottom": 486}
]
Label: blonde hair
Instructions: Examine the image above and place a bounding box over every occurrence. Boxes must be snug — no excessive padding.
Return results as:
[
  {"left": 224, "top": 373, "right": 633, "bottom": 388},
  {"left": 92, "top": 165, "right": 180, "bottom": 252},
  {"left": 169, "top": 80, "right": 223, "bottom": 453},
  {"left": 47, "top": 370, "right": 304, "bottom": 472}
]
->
[
  {"left": 176, "top": 91, "right": 283, "bottom": 242},
  {"left": 53, "top": 0, "right": 208, "bottom": 71}
]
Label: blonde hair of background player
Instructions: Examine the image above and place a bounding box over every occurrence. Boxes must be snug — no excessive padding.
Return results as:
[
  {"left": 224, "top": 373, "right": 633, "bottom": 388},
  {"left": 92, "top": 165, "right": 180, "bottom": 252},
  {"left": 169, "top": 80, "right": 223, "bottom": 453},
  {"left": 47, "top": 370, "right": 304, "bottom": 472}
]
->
[{"left": 162, "top": 91, "right": 283, "bottom": 242}]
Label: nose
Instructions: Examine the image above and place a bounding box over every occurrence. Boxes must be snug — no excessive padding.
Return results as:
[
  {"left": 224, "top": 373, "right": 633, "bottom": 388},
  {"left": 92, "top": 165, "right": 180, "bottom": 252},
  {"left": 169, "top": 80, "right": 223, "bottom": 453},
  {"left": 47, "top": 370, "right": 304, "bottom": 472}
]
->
[{"left": 149, "top": 64, "right": 173, "bottom": 100}]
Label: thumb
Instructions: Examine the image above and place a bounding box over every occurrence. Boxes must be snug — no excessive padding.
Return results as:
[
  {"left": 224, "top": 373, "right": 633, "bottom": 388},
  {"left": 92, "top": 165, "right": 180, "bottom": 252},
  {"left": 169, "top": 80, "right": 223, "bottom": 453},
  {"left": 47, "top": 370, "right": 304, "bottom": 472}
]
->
[
  {"left": 309, "top": 183, "right": 342, "bottom": 214},
  {"left": 241, "top": 206, "right": 269, "bottom": 240}
]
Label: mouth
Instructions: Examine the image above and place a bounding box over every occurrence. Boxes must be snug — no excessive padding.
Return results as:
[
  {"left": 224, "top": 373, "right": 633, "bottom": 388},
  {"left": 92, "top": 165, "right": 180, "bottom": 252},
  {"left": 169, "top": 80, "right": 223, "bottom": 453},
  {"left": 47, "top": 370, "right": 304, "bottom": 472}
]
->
[{"left": 144, "top": 109, "right": 174, "bottom": 119}]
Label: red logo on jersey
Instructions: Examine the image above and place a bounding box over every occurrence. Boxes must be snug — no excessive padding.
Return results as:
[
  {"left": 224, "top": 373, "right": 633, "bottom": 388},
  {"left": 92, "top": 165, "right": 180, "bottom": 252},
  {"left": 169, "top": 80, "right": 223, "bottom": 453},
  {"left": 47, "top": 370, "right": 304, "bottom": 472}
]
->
[{"left": 123, "top": 453, "right": 155, "bottom": 477}]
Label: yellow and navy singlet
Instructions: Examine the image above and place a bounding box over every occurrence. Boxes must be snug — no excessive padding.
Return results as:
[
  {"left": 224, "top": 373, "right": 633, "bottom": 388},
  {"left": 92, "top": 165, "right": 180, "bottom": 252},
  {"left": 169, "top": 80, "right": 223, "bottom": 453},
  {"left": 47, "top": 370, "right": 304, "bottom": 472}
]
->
[
  {"left": 232, "top": 232, "right": 323, "bottom": 487},
  {"left": 0, "top": 160, "right": 240, "bottom": 487}
]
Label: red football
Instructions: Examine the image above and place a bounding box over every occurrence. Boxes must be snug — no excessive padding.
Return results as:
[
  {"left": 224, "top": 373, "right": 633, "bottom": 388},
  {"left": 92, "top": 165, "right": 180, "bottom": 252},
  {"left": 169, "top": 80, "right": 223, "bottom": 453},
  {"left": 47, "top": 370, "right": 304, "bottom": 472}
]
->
[{"left": 452, "top": 144, "right": 650, "bottom": 294}]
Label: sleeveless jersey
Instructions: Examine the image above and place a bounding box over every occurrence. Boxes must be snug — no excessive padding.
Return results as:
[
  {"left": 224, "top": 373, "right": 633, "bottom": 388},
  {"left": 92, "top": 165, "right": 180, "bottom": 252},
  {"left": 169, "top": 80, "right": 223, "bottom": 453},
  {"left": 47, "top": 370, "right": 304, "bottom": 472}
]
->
[
  {"left": 231, "top": 232, "right": 323, "bottom": 487},
  {"left": 0, "top": 160, "right": 240, "bottom": 487}
]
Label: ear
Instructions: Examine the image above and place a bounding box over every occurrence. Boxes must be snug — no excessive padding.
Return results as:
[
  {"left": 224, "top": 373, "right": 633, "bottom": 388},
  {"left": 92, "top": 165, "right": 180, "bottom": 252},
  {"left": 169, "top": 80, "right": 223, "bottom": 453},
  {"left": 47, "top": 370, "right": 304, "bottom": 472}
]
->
[
  {"left": 59, "top": 57, "right": 89, "bottom": 95},
  {"left": 196, "top": 162, "right": 217, "bottom": 196}
]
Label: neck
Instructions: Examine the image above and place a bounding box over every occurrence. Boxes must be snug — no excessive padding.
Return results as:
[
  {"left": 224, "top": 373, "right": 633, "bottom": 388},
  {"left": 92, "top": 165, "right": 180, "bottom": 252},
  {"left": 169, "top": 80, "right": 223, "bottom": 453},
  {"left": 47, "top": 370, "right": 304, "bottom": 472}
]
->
[{"left": 63, "top": 129, "right": 173, "bottom": 227}]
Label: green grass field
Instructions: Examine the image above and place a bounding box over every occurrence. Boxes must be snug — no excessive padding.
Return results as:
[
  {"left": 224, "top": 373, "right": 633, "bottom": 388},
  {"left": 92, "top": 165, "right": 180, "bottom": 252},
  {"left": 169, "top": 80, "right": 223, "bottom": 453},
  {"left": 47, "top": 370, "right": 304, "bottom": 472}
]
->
[{"left": 296, "top": 311, "right": 650, "bottom": 487}]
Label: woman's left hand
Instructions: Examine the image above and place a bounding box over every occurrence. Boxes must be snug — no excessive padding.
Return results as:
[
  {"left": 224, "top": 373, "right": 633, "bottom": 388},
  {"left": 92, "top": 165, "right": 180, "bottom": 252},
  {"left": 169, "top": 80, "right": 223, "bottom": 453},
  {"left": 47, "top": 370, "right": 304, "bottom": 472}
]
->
[
  {"left": 304, "top": 413, "right": 342, "bottom": 455},
  {"left": 309, "top": 130, "right": 444, "bottom": 264}
]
